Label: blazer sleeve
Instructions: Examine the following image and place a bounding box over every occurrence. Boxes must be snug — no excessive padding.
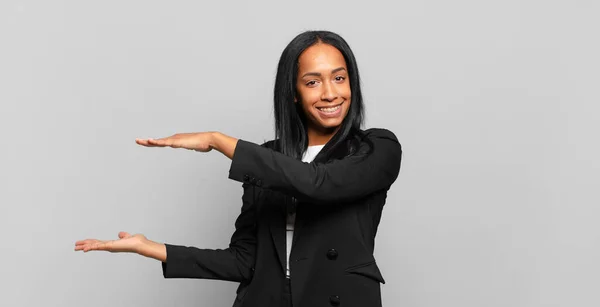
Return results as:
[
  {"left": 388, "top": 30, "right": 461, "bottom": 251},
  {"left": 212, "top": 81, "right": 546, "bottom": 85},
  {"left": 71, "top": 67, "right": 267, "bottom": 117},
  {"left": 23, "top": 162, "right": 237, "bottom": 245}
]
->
[
  {"left": 160, "top": 183, "right": 257, "bottom": 282},
  {"left": 228, "top": 128, "right": 402, "bottom": 203}
]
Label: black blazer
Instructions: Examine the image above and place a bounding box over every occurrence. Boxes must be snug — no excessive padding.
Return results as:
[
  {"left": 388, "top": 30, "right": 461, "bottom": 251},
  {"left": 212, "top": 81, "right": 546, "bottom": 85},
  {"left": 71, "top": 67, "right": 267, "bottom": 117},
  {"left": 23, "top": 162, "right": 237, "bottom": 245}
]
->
[{"left": 161, "top": 128, "right": 402, "bottom": 307}]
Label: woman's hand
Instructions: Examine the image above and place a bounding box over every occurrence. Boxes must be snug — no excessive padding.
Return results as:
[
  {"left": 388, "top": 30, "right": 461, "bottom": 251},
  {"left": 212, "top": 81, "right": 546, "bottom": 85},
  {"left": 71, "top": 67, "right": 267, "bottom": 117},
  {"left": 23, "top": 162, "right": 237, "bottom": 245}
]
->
[
  {"left": 136, "top": 131, "right": 239, "bottom": 159},
  {"left": 135, "top": 132, "right": 216, "bottom": 152},
  {"left": 75, "top": 232, "right": 167, "bottom": 261},
  {"left": 75, "top": 231, "right": 146, "bottom": 254}
]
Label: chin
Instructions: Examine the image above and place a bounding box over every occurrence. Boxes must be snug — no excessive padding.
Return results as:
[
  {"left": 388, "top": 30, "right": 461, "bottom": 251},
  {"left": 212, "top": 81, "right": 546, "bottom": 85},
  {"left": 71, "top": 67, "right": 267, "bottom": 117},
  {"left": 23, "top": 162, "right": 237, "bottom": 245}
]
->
[
  {"left": 314, "top": 119, "right": 344, "bottom": 131},
  {"left": 323, "top": 120, "right": 343, "bottom": 129}
]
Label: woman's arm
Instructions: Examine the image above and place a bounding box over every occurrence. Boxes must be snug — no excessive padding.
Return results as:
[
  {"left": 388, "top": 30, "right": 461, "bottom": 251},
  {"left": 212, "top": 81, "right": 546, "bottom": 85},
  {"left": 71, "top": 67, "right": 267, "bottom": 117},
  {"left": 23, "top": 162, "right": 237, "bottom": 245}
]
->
[
  {"left": 75, "top": 183, "right": 257, "bottom": 282},
  {"left": 136, "top": 128, "right": 402, "bottom": 203},
  {"left": 160, "top": 183, "right": 257, "bottom": 281},
  {"left": 226, "top": 129, "right": 402, "bottom": 203}
]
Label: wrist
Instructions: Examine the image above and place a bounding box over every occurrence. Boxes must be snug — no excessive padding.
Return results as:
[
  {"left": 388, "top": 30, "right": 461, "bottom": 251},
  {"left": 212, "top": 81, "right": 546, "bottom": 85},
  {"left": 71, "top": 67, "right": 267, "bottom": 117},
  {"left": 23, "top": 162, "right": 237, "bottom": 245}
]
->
[
  {"left": 209, "top": 131, "right": 222, "bottom": 151},
  {"left": 136, "top": 238, "right": 167, "bottom": 262},
  {"left": 209, "top": 132, "right": 237, "bottom": 159},
  {"left": 133, "top": 237, "right": 149, "bottom": 256}
]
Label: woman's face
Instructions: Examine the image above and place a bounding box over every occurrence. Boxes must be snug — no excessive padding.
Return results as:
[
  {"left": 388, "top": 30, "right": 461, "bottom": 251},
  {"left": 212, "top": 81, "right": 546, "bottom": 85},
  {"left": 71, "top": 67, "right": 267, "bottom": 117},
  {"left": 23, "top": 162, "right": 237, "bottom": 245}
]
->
[{"left": 296, "top": 43, "right": 351, "bottom": 137}]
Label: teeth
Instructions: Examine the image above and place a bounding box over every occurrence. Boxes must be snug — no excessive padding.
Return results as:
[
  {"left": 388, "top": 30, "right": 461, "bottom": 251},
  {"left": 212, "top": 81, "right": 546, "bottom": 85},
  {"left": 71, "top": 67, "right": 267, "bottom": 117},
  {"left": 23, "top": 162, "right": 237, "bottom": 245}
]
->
[{"left": 318, "top": 105, "right": 340, "bottom": 113}]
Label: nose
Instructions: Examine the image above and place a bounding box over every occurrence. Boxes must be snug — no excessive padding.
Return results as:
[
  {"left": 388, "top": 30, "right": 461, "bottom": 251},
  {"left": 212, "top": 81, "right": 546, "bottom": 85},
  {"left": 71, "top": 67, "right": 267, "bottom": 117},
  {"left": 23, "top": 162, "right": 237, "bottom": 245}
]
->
[{"left": 320, "top": 81, "right": 338, "bottom": 102}]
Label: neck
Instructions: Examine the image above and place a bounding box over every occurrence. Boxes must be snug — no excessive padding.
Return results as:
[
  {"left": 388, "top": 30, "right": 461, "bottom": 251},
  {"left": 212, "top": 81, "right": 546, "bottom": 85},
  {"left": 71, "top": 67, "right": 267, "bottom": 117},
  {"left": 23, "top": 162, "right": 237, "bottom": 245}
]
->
[{"left": 307, "top": 125, "right": 341, "bottom": 146}]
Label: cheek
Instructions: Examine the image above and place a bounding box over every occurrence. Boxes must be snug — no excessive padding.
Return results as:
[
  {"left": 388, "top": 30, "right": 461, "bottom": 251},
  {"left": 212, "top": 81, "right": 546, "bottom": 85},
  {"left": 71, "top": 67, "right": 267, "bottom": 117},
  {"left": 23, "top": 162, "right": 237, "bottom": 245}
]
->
[
  {"left": 342, "top": 84, "right": 352, "bottom": 98},
  {"left": 299, "top": 100, "right": 316, "bottom": 117},
  {"left": 296, "top": 87, "right": 320, "bottom": 104},
  {"left": 303, "top": 89, "right": 321, "bottom": 102},
  {"left": 298, "top": 92, "right": 320, "bottom": 111},
  {"left": 334, "top": 81, "right": 351, "bottom": 101},
  {"left": 342, "top": 88, "right": 352, "bottom": 107}
]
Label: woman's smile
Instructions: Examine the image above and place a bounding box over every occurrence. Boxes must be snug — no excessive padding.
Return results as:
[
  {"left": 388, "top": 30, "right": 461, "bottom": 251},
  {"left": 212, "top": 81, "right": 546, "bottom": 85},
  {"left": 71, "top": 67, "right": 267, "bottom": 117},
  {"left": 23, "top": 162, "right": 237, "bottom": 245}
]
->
[{"left": 315, "top": 100, "right": 344, "bottom": 118}]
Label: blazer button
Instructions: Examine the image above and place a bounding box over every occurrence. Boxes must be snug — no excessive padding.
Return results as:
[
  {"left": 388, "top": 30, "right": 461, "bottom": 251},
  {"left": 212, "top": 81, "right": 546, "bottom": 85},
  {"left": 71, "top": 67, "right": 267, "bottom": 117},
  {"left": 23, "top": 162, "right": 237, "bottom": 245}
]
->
[
  {"left": 326, "top": 249, "right": 338, "bottom": 260},
  {"left": 329, "top": 295, "right": 340, "bottom": 306},
  {"left": 243, "top": 175, "right": 250, "bottom": 182}
]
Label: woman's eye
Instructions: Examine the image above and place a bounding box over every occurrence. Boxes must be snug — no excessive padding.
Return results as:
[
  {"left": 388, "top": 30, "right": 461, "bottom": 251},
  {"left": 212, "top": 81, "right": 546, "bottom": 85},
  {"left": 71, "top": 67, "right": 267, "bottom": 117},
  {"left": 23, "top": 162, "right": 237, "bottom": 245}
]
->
[
  {"left": 335, "top": 76, "right": 346, "bottom": 82},
  {"left": 306, "top": 80, "right": 317, "bottom": 86}
]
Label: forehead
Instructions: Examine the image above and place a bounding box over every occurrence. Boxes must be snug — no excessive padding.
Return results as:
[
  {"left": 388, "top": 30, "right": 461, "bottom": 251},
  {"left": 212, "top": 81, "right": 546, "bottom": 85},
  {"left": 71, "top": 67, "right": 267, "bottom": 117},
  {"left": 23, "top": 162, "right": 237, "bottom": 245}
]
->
[{"left": 297, "top": 43, "right": 347, "bottom": 72}]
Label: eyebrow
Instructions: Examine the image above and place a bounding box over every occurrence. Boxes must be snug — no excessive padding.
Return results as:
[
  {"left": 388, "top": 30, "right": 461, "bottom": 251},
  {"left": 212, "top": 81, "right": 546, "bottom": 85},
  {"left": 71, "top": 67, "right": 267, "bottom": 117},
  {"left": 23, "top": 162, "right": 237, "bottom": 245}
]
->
[{"left": 301, "top": 67, "right": 347, "bottom": 78}]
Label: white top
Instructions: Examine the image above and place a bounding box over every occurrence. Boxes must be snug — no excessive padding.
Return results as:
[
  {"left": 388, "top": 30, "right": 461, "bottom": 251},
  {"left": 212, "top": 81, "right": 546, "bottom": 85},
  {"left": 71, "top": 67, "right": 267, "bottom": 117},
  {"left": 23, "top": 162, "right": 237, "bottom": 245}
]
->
[{"left": 286, "top": 144, "right": 324, "bottom": 278}]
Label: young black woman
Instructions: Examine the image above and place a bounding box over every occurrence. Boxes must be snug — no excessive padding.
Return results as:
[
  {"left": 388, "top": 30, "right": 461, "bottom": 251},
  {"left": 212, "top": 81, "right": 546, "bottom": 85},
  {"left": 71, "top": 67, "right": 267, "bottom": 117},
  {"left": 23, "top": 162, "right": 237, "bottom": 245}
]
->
[{"left": 75, "top": 30, "right": 402, "bottom": 307}]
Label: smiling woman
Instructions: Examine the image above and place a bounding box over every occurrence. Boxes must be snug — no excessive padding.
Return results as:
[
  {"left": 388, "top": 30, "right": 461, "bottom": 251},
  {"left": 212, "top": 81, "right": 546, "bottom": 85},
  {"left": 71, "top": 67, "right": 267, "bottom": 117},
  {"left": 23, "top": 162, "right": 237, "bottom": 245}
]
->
[{"left": 75, "top": 30, "right": 402, "bottom": 307}]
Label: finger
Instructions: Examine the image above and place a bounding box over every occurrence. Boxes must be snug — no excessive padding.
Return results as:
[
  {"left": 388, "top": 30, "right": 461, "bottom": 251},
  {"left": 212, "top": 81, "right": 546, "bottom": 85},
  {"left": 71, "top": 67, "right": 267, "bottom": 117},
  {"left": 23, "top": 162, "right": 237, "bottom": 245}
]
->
[
  {"left": 75, "top": 239, "right": 97, "bottom": 245},
  {"left": 83, "top": 244, "right": 94, "bottom": 252},
  {"left": 118, "top": 231, "right": 131, "bottom": 239},
  {"left": 74, "top": 244, "right": 93, "bottom": 251},
  {"left": 146, "top": 138, "right": 168, "bottom": 147},
  {"left": 84, "top": 241, "right": 108, "bottom": 252},
  {"left": 80, "top": 239, "right": 105, "bottom": 248},
  {"left": 136, "top": 139, "right": 161, "bottom": 147},
  {"left": 148, "top": 138, "right": 182, "bottom": 148}
]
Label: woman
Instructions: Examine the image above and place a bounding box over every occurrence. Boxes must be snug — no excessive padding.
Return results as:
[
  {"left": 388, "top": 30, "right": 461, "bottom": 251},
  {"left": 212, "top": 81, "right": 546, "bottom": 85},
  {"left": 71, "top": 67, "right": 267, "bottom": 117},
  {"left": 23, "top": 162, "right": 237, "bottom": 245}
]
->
[{"left": 75, "top": 30, "right": 402, "bottom": 307}]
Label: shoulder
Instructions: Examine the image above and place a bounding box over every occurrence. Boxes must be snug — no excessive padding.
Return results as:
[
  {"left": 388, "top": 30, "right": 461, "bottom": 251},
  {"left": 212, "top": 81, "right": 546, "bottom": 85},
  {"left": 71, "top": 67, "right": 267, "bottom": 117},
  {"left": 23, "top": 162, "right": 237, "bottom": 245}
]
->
[
  {"left": 362, "top": 128, "right": 400, "bottom": 143},
  {"left": 259, "top": 139, "right": 279, "bottom": 150},
  {"left": 361, "top": 128, "right": 401, "bottom": 152},
  {"left": 333, "top": 127, "right": 402, "bottom": 161}
]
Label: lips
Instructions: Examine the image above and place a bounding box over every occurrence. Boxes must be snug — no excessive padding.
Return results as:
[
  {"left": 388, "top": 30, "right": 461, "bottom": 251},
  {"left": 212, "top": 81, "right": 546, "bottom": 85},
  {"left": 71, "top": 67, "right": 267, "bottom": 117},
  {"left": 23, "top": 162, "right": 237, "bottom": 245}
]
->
[
  {"left": 316, "top": 101, "right": 344, "bottom": 113},
  {"left": 315, "top": 101, "right": 344, "bottom": 118}
]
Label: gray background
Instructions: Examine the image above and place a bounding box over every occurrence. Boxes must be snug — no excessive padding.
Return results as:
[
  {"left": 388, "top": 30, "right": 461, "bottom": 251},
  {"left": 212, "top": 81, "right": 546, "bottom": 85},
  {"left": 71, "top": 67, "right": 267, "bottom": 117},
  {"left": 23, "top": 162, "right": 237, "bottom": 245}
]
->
[{"left": 1, "top": 1, "right": 598, "bottom": 306}]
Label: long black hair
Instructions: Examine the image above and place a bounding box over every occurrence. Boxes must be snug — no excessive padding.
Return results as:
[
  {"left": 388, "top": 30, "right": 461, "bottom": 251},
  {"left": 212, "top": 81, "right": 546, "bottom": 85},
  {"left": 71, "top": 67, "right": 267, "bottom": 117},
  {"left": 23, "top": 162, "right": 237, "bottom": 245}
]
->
[{"left": 273, "top": 30, "right": 366, "bottom": 161}]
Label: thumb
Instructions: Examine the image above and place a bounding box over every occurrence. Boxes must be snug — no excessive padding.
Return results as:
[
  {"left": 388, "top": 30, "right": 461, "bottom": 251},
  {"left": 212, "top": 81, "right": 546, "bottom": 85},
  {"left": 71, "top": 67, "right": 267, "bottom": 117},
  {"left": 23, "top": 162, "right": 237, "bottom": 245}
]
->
[{"left": 118, "top": 231, "right": 132, "bottom": 239}]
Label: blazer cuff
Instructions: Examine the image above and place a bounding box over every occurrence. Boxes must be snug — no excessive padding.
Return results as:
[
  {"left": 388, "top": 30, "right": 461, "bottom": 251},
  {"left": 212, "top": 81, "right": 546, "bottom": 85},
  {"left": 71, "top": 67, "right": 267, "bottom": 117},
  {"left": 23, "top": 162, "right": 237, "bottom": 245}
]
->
[
  {"left": 161, "top": 243, "right": 193, "bottom": 278},
  {"left": 228, "top": 139, "right": 260, "bottom": 185}
]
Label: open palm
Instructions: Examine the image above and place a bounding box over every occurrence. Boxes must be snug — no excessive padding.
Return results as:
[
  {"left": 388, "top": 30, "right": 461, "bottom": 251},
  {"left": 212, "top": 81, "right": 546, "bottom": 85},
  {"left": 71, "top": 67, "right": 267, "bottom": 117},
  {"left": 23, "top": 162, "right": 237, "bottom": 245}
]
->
[
  {"left": 75, "top": 231, "right": 145, "bottom": 253},
  {"left": 135, "top": 132, "right": 214, "bottom": 152}
]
